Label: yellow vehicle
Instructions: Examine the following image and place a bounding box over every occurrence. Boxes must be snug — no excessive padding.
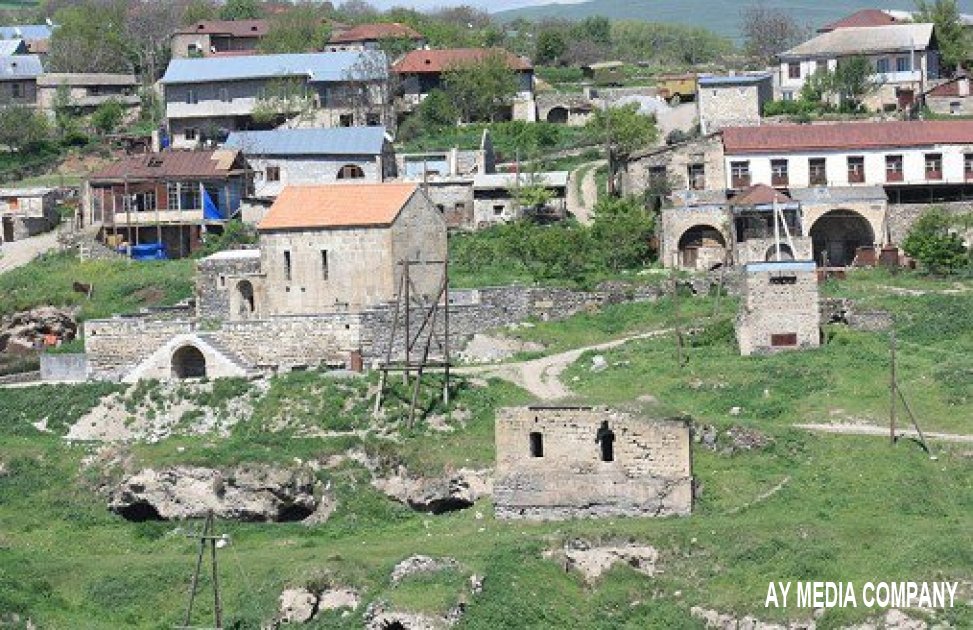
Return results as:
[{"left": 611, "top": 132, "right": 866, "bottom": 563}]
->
[{"left": 656, "top": 73, "right": 698, "bottom": 105}]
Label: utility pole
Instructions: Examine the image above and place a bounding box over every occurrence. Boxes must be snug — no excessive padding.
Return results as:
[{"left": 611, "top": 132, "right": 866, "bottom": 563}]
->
[
  {"left": 178, "top": 511, "right": 224, "bottom": 630},
  {"left": 671, "top": 267, "right": 684, "bottom": 368},
  {"left": 889, "top": 331, "right": 897, "bottom": 444}
]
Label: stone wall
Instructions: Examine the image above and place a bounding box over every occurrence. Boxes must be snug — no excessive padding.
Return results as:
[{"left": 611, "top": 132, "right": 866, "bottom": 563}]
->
[
  {"left": 494, "top": 407, "right": 692, "bottom": 520},
  {"left": 85, "top": 318, "right": 194, "bottom": 380},
  {"left": 887, "top": 201, "right": 973, "bottom": 244},
  {"left": 245, "top": 155, "right": 384, "bottom": 200},
  {"left": 697, "top": 78, "right": 772, "bottom": 134},
  {"left": 196, "top": 250, "right": 263, "bottom": 321},
  {"left": 621, "top": 134, "right": 725, "bottom": 198},
  {"left": 736, "top": 262, "right": 820, "bottom": 356},
  {"left": 660, "top": 205, "right": 729, "bottom": 269},
  {"left": 40, "top": 353, "right": 88, "bottom": 382}
]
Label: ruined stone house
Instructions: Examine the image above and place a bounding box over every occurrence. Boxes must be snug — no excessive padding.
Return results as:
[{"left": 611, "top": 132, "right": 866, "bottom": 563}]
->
[
  {"left": 0, "top": 187, "right": 59, "bottom": 243},
  {"left": 494, "top": 406, "right": 693, "bottom": 520}
]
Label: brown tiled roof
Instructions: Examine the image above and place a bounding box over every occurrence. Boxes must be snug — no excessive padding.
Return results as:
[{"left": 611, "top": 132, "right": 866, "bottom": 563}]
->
[
  {"left": 392, "top": 48, "right": 532, "bottom": 74},
  {"left": 178, "top": 19, "right": 269, "bottom": 38},
  {"left": 88, "top": 150, "right": 243, "bottom": 182},
  {"left": 818, "top": 9, "right": 899, "bottom": 32},
  {"left": 258, "top": 183, "right": 418, "bottom": 231},
  {"left": 723, "top": 121, "right": 973, "bottom": 154},
  {"left": 730, "top": 184, "right": 791, "bottom": 206},
  {"left": 330, "top": 22, "right": 423, "bottom": 44}
]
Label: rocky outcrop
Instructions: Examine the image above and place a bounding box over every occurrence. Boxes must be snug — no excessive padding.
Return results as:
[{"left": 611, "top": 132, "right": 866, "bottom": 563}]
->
[
  {"left": 691, "top": 606, "right": 815, "bottom": 630},
  {"left": 554, "top": 539, "right": 658, "bottom": 583},
  {"left": 363, "top": 602, "right": 447, "bottom": 630},
  {"left": 109, "top": 465, "right": 327, "bottom": 522},
  {"left": 273, "top": 586, "right": 360, "bottom": 626},
  {"left": 390, "top": 555, "right": 459, "bottom": 585},
  {"left": 372, "top": 468, "right": 491, "bottom": 514},
  {"left": 0, "top": 307, "right": 77, "bottom": 353}
]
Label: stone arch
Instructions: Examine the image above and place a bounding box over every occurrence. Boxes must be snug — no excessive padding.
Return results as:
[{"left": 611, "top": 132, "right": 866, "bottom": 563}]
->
[
  {"left": 810, "top": 209, "right": 875, "bottom": 267},
  {"left": 235, "top": 279, "right": 255, "bottom": 320},
  {"left": 677, "top": 224, "right": 727, "bottom": 269},
  {"left": 337, "top": 164, "right": 365, "bottom": 180},
  {"left": 764, "top": 243, "right": 794, "bottom": 261},
  {"left": 171, "top": 345, "right": 207, "bottom": 379},
  {"left": 546, "top": 106, "right": 569, "bottom": 124}
]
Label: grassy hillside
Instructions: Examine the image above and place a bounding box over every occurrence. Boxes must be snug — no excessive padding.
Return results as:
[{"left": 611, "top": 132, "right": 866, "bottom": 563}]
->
[
  {"left": 0, "top": 268, "right": 971, "bottom": 628},
  {"left": 494, "top": 0, "right": 922, "bottom": 39}
]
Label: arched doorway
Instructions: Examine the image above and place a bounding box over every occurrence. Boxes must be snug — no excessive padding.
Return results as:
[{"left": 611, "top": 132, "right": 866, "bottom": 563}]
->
[
  {"left": 677, "top": 224, "right": 726, "bottom": 268},
  {"left": 236, "top": 280, "right": 255, "bottom": 320},
  {"left": 546, "top": 106, "right": 568, "bottom": 124},
  {"left": 764, "top": 243, "right": 794, "bottom": 261},
  {"left": 810, "top": 209, "right": 875, "bottom": 267},
  {"left": 171, "top": 345, "right": 206, "bottom": 379},
  {"left": 337, "top": 164, "right": 365, "bottom": 180}
]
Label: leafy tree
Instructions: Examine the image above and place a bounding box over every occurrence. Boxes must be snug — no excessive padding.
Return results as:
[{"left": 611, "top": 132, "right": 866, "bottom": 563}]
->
[
  {"left": 443, "top": 52, "right": 519, "bottom": 123},
  {"left": 251, "top": 78, "right": 313, "bottom": 125},
  {"left": 902, "top": 208, "right": 969, "bottom": 274},
  {"left": 0, "top": 106, "right": 52, "bottom": 152},
  {"left": 259, "top": 6, "right": 332, "bottom": 53},
  {"left": 47, "top": 1, "right": 131, "bottom": 73},
  {"left": 915, "top": 0, "right": 971, "bottom": 72},
  {"left": 590, "top": 196, "right": 655, "bottom": 271},
  {"left": 535, "top": 30, "right": 567, "bottom": 65},
  {"left": 416, "top": 89, "right": 458, "bottom": 128},
  {"left": 831, "top": 55, "right": 879, "bottom": 111},
  {"left": 91, "top": 99, "right": 125, "bottom": 136},
  {"left": 609, "top": 21, "right": 733, "bottom": 67},
  {"left": 573, "top": 16, "right": 611, "bottom": 46},
  {"left": 219, "top": 0, "right": 262, "bottom": 20},
  {"left": 585, "top": 103, "right": 657, "bottom": 156},
  {"left": 740, "top": 2, "right": 807, "bottom": 65},
  {"left": 182, "top": 0, "right": 218, "bottom": 25}
]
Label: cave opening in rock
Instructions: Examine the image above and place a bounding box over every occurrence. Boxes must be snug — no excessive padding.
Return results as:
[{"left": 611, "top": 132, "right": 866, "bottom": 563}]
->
[
  {"left": 276, "top": 503, "right": 315, "bottom": 522},
  {"left": 117, "top": 501, "right": 164, "bottom": 522}
]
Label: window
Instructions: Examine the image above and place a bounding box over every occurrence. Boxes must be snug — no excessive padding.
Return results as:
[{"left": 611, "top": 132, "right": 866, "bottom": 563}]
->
[
  {"left": 808, "top": 158, "right": 827, "bottom": 186},
  {"left": 529, "top": 432, "right": 544, "bottom": 458},
  {"left": 265, "top": 166, "right": 280, "bottom": 182},
  {"left": 965, "top": 153, "right": 973, "bottom": 179},
  {"left": 782, "top": 91, "right": 794, "bottom": 101},
  {"left": 321, "top": 250, "right": 329, "bottom": 280},
  {"left": 337, "top": 164, "right": 364, "bottom": 179},
  {"left": 493, "top": 205, "right": 505, "bottom": 216},
  {"left": 896, "top": 56, "right": 910, "bottom": 73},
  {"left": 788, "top": 62, "right": 800, "bottom": 79},
  {"left": 648, "top": 165, "right": 667, "bottom": 185},
  {"left": 365, "top": 113, "right": 381, "bottom": 126},
  {"left": 771, "top": 159, "right": 789, "bottom": 186},
  {"left": 184, "top": 128, "right": 198, "bottom": 141},
  {"left": 11, "top": 83, "right": 22, "bottom": 99},
  {"left": 687, "top": 163, "right": 705, "bottom": 190},
  {"left": 730, "top": 161, "right": 750, "bottom": 188},
  {"left": 886, "top": 155, "right": 904, "bottom": 182},
  {"left": 847, "top": 156, "right": 865, "bottom": 183},
  {"left": 186, "top": 89, "right": 198, "bottom": 105},
  {"left": 596, "top": 422, "right": 615, "bottom": 463},
  {"left": 771, "top": 333, "right": 798, "bottom": 347},
  {"left": 925, "top": 153, "right": 942, "bottom": 180},
  {"left": 219, "top": 87, "right": 231, "bottom": 103},
  {"left": 876, "top": 58, "right": 890, "bottom": 74},
  {"left": 283, "top": 251, "right": 292, "bottom": 281},
  {"left": 339, "top": 113, "right": 354, "bottom": 127}
]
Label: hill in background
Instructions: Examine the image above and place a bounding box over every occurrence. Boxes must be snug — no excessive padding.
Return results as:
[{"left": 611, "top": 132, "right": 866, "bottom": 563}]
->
[{"left": 493, "top": 0, "right": 928, "bottom": 40}]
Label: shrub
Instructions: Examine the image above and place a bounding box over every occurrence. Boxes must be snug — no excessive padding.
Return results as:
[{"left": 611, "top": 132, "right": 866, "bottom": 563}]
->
[{"left": 902, "top": 208, "right": 969, "bottom": 274}]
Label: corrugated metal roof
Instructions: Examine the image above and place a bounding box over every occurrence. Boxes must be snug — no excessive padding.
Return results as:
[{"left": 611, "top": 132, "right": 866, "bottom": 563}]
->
[
  {"left": 781, "top": 23, "right": 933, "bottom": 59},
  {"left": 176, "top": 19, "right": 269, "bottom": 37},
  {"left": 330, "top": 22, "right": 422, "bottom": 44},
  {"left": 161, "top": 51, "right": 387, "bottom": 84},
  {"left": 698, "top": 73, "right": 771, "bottom": 86},
  {"left": 473, "top": 171, "right": 569, "bottom": 189},
  {"left": 393, "top": 48, "right": 532, "bottom": 74},
  {"left": 0, "top": 25, "right": 53, "bottom": 41},
  {"left": 0, "top": 55, "right": 42, "bottom": 79},
  {"left": 723, "top": 121, "right": 973, "bottom": 154},
  {"left": 88, "top": 150, "right": 243, "bottom": 181},
  {"left": 818, "top": 9, "right": 900, "bottom": 32},
  {"left": 225, "top": 127, "right": 387, "bottom": 156},
  {"left": 258, "top": 183, "right": 418, "bottom": 230},
  {"left": 0, "top": 39, "right": 25, "bottom": 56}
]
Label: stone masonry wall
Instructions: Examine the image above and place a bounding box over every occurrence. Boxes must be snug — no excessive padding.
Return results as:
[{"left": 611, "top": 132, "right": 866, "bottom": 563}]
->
[
  {"left": 736, "top": 263, "right": 820, "bottom": 356},
  {"left": 494, "top": 407, "right": 692, "bottom": 520},
  {"left": 196, "top": 252, "right": 263, "bottom": 321},
  {"left": 887, "top": 201, "right": 973, "bottom": 245}
]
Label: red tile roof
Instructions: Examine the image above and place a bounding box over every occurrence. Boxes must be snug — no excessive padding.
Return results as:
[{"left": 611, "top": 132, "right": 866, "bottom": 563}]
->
[
  {"left": 730, "top": 184, "right": 791, "bottom": 206},
  {"left": 330, "top": 22, "right": 423, "bottom": 44},
  {"left": 392, "top": 48, "right": 532, "bottom": 74},
  {"left": 258, "top": 183, "right": 419, "bottom": 231},
  {"left": 818, "top": 9, "right": 899, "bottom": 32},
  {"left": 88, "top": 150, "right": 243, "bottom": 182},
  {"left": 178, "top": 19, "right": 269, "bottom": 38},
  {"left": 722, "top": 121, "right": 973, "bottom": 154}
]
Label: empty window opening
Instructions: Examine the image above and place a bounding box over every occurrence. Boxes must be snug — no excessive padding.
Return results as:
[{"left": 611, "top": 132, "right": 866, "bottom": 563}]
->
[
  {"left": 321, "top": 249, "right": 329, "bottom": 280},
  {"left": 596, "top": 421, "right": 615, "bottom": 462},
  {"left": 283, "top": 250, "right": 292, "bottom": 281},
  {"left": 771, "top": 333, "right": 798, "bottom": 347},
  {"left": 237, "top": 280, "right": 255, "bottom": 318},
  {"left": 337, "top": 164, "right": 365, "bottom": 179},
  {"left": 769, "top": 274, "right": 797, "bottom": 285},
  {"left": 529, "top": 432, "right": 544, "bottom": 458}
]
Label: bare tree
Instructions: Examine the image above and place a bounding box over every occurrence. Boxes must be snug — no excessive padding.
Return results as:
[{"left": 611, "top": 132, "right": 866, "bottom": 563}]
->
[
  {"left": 740, "top": 3, "right": 809, "bottom": 66},
  {"left": 125, "top": 0, "right": 183, "bottom": 83}
]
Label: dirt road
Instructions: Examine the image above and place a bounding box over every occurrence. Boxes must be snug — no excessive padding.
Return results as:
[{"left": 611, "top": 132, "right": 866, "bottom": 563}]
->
[
  {"left": 0, "top": 230, "right": 59, "bottom": 274},
  {"left": 796, "top": 423, "right": 973, "bottom": 444}
]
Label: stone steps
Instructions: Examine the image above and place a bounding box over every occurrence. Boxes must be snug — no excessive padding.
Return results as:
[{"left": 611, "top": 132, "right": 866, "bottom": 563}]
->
[{"left": 195, "top": 333, "right": 262, "bottom": 378}]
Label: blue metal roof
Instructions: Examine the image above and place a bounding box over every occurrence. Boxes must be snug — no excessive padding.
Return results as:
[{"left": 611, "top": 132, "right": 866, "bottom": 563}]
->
[
  {"left": 745, "top": 261, "right": 816, "bottom": 273},
  {"left": 698, "top": 73, "right": 771, "bottom": 87},
  {"left": 0, "top": 25, "right": 53, "bottom": 40},
  {"left": 0, "top": 55, "right": 43, "bottom": 78},
  {"left": 0, "top": 39, "right": 25, "bottom": 56},
  {"left": 161, "top": 51, "right": 388, "bottom": 85},
  {"left": 225, "top": 127, "right": 388, "bottom": 156}
]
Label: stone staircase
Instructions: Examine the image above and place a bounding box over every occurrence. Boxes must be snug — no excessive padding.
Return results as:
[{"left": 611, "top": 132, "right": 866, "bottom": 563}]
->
[
  {"left": 58, "top": 224, "right": 123, "bottom": 261},
  {"left": 195, "top": 333, "right": 263, "bottom": 378}
]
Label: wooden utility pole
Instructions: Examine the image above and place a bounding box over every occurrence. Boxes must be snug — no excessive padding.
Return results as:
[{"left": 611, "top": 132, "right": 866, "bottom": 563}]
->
[
  {"left": 889, "top": 331, "right": 897, "bottom": 444},
  {"left": 671, "top": 268, "right": 684, "bottom": 368},
  {"left": 178, "top": 511, "right": 224, "bottom": 630}
]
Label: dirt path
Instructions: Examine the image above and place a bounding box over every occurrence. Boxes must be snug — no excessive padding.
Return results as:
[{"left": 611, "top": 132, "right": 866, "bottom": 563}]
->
[
  {"left": 796, "top": 423, "right": 973, "bottom": 444},
  {"left": 0, "top": 229, "right": 60, "bottom": 274},
  {"left": 566, "top": 160, "right": 605, "bottom": 225},
  {"left": 457, "top": 329, "right": 669, "bottom": 400}
]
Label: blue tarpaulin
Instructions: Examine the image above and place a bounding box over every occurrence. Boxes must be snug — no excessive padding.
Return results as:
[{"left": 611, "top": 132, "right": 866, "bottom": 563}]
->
[
  {"left": 125, "top": 242, "right": 169, "bottom": 261},
  {"left": 202, "top": 187, "right": 222, "bottom": 221}
]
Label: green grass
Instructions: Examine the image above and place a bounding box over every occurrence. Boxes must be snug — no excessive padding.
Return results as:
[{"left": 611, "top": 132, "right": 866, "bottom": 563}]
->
[
  {"left": 0, "top": 250, "right": 194, "bottom": 321},
  {"left": 399, "top": 121, "right": 596, "bottom": 158}
]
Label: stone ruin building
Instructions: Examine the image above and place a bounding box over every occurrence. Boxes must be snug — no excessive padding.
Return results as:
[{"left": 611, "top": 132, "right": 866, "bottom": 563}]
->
[
  {"left": 493, "top": 406, "right": 693, "bottom": 520},
  {"left": 735, "top": 260, "right": 821, "bottom": 356}
]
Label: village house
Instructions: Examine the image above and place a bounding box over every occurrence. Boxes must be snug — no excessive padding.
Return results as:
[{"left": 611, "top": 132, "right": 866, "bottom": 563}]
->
[
  {"left": 35, "top": 73, "right": 140, "bottom": 117},
  {"left": 392, "top": 48, "right": 536, "bottom": 122},
  {"left": 83, "top": 149, "right": 248, "bottom": 258},
  {"left": 778, "top": 22, "right": 938, "bottom": 110},
  {"left": 736, "top": 260, "right": 821, "bottom": 356},
  {"left": 327, "top": 22, "right": 425, "bottom": 52},
  {"left": 473, "top": 171, "right": 569, "bottom": 227},
  {"left": 0, "top": 24, "right": 52, "bottom": 57},
  {"left": 696, "top": 73, "right": 773, "bottom": 134},
  {"left": 0, "top": 55, "right": 42, "bottom": 106},
  {"left": 494, "top": 406, "right": 692, "bottom": 520},
  {"left": 0, "top": 187, "right": 59, "bottom": 243},
  {"left": 170, "top": 20, "right": 269, "bottom": 58},
  {"left": 160, "top": 51, "right": 390, "bottom": 149}
]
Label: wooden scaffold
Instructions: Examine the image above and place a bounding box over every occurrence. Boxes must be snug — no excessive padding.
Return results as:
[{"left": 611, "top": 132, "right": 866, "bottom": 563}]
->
[{"left": 373, "top": 258, "right": 451, "bottom": 427}]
